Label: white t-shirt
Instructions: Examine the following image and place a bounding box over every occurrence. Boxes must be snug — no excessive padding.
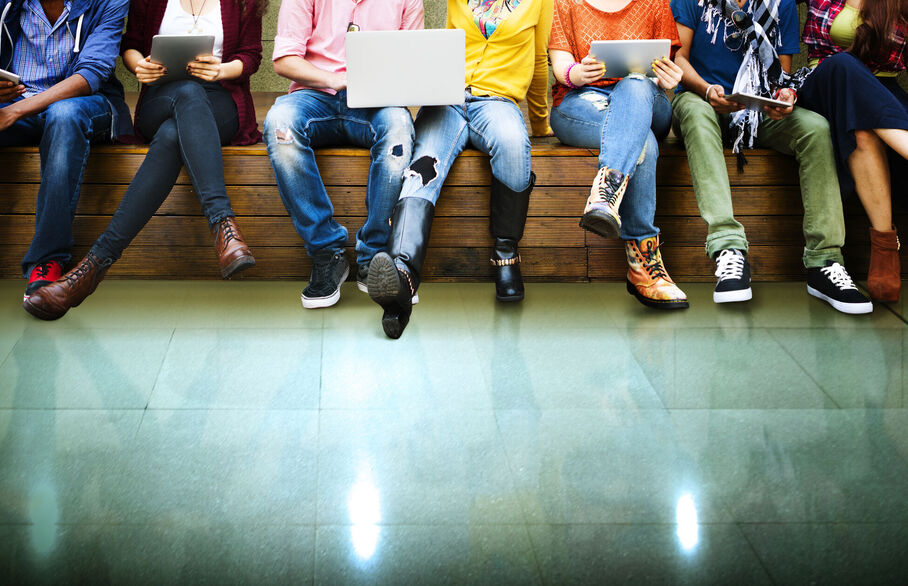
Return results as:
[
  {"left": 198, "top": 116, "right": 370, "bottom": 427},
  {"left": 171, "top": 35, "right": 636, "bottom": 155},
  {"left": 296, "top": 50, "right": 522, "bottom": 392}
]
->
[{"left": 158, "top": 0, "right": 224, "bottom": 60}]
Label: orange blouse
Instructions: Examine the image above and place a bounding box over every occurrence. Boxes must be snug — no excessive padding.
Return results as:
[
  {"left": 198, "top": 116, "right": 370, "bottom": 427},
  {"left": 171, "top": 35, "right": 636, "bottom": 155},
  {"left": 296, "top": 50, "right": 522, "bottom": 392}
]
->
[{"left": 549, "top": 0, "right": 681, "bottom": 106}]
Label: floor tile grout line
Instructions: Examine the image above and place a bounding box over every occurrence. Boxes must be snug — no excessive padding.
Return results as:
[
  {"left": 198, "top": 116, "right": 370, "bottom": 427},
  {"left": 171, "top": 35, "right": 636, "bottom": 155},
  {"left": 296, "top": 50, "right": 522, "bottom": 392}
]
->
[
  {"left": 314, "top": 327, "right": 324, "bottom": 583},
  {"left": 764, "top": 328, "right": 843, "bottom": 410},
  {"left": 0, "top": 328, "right": 24, "bottom": 372},
  {"left": 735, "top": 521, "right": 781, "bottom": 586},
  {"left": 137, "top": 327, "right": 177, "bottom": 437}
]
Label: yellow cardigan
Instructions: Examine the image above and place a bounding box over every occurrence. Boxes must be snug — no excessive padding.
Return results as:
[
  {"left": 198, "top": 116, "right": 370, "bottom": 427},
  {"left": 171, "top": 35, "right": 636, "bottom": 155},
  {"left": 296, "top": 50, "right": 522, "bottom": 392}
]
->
[{"left": 447, "top": 0, "right": 553, "bottom": 135}]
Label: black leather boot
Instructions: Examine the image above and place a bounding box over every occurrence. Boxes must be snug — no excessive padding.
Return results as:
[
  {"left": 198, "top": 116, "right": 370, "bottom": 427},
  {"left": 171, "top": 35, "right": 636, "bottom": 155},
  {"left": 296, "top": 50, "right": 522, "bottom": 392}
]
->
[
  {"left": 489, "top": 173, "right": 534, "bottom": 302},
  {"left": 367, "top": 197, "right": 435, "bottom": 339}
]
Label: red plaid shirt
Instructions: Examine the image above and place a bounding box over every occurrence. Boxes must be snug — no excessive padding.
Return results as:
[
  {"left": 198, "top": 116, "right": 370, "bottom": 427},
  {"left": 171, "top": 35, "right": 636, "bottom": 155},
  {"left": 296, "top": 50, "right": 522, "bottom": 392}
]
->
[{"left": 801, "top": 0, "right": 907, "bottom": 72}]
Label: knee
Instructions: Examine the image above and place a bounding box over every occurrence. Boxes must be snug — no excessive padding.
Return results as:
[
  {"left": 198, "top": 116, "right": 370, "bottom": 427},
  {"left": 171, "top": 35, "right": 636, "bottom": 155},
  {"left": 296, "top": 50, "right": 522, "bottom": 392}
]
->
[
  {"left": 373, "top": 109, "right": 415, "bottom": 166},
  {"left": 853, "top": 129, "right": 880, "bottom": 152},
  {"left": 43, "top": 100, "right": 89, "bottom": 134},
  {"left": 264, "top": 102, "right": 302, "bottom": 148},
  {"left": 169, "top": 80, "right": 207, "bottom": 103},
  {"left": 614, "top": 76, "right": 656, "bottom": 101}
]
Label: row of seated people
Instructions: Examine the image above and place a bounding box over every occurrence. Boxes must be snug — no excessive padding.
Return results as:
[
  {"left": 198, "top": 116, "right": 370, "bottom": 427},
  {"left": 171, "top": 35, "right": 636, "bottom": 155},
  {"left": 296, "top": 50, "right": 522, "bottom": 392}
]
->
[{"left": 2, "top": 0, "right": 906, "bottom": 340}]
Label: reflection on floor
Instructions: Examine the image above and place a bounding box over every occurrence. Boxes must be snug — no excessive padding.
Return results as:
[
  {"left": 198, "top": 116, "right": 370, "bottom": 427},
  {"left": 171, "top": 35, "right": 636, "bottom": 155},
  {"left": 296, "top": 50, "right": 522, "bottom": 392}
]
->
[{"left": 0, "top": 279, "right": 906, "bottom": 584}]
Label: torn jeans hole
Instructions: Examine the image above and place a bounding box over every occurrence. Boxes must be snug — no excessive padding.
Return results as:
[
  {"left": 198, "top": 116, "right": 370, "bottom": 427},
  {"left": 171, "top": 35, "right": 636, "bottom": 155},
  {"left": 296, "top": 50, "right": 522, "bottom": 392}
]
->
[
  {"left": 406, "top": 155, "right": 438, "bottom": 186},
  {"left": 580, "top": 91, "right": 609, "bottom": 111},
  {"left": 391, "top": 144, "right": 404, "bottom": 157},
  {"left": 274, "top": 128, "right": 293, "bottom": 144}
]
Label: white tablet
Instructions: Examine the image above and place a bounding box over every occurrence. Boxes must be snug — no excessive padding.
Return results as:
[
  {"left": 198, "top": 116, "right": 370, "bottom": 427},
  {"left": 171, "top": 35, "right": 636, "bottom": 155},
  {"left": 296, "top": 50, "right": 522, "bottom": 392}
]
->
[
  {"left": 589, "top": 39, "right": 672, "bottom": 79},
  {"left": 0, "top": 67, "right": 21, "bottom": 85},
  {"left": 149, "top": 35, "right": 215, "bottom": 85},
  {"left": 725, "top": 92, "right": 791, "bottom": 110}
]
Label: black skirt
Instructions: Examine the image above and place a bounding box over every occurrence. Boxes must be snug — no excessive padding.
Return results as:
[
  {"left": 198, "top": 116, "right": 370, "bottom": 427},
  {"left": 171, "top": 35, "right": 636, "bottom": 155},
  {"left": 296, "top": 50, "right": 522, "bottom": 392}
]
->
[{"left": 798, "top": 51, "right": 908, "bottom": 198}]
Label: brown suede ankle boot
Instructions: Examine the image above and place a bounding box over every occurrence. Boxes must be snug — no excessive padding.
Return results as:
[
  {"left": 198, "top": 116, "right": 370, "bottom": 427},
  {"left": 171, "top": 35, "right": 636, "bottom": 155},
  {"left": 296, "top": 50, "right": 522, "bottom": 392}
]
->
[
  {"left": 22, "top": 252, "right": 112, "bottom": 320},
  {"left": 868, "top": 227, "right": 901, "bottom": 302},
  {"left": 213, "top": 216, "right": 256, "bottom": 278}
]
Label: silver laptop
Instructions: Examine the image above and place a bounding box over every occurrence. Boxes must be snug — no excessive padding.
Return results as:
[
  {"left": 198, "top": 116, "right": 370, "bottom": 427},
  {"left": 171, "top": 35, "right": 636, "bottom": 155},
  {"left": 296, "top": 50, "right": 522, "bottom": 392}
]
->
[{"left": 345, "top": 29, "right": 465, "bottom": 109}]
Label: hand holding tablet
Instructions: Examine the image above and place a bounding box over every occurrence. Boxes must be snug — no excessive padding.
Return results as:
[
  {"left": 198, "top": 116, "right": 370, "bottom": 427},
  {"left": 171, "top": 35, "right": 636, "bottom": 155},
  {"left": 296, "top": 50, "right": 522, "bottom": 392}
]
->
[{"left": 147, "top": 35, "right": 215, "bottom": 85}]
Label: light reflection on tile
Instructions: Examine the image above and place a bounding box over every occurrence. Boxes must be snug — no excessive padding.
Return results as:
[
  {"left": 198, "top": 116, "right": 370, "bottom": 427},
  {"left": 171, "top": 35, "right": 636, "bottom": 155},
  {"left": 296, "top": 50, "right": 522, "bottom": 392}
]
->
[
  {"left": 495, "top": 409, "right": 731, "bottom": 524},
  {"left": 527, "top": 523, "right": 772, "bottom": 585},
  {"left": 172, "top": 281, "right": 325, "bottom": 329},
  {"left": 0, "top": 328, "right": 173, "bottom": 409},
  {"left": 670, "top": 410, "right": 908, "bottom": 522},
  {"left": 320, "top": 328, "right": 489, "bottom": 410},
  {"left": 316, "top": 524, "right": 540, "bottom": 585},
  {"left": 317, "top": 410, "right": 523, "bottom": 524},
  {"left": 624, "top": 327, "right": 833, "bottom": 409},
  {"left": 323, "top": 283, "right": 471, "bottom": 333},
  {"left": 0, "top": 409, "right": 143, "bottom": 523},
  {"left": 0, "top": 523, "right": 316, "bottom": 584},
  {"left": 149, "top": 328, "right": 322, "bottom": 409},
  {"left": 469, "top": 328, "right": 664, "bottom": 410}
]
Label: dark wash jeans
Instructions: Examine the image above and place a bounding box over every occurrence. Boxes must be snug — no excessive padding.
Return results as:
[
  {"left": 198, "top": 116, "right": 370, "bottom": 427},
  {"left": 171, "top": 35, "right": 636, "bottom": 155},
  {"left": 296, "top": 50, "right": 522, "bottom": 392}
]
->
[
  {"left": 0, "top": 95, "right": 112, "bottom": 277},
  {"left": 92, "top": 80, "right": 239, "bottom": 262}
]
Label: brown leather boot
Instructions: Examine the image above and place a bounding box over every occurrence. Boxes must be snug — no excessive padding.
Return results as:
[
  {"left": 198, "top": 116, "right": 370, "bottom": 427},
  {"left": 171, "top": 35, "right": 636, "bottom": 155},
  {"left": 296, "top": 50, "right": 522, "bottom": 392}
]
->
[
  {"left": 213, "top": 216, "right": 256, "bottom": 278},
  {"left": 868, "top": 227, "right": 901, "bottom": 302},
  {"left": 22, "top": 252, "right": 111, "bottom": 320}
]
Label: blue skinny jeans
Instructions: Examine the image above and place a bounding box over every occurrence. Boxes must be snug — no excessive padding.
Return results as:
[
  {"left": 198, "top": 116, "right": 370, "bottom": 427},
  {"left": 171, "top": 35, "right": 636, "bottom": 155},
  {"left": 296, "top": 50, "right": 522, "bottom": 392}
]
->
[{"left": 550, "top": 76, "right": 672, "bottom": 241}]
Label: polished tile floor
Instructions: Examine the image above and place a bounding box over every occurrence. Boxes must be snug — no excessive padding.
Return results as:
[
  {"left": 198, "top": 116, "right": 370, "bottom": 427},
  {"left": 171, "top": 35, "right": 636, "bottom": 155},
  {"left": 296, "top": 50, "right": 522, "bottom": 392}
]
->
[{"left": 0, "top": 279, "right": 906, "bottom": 584}]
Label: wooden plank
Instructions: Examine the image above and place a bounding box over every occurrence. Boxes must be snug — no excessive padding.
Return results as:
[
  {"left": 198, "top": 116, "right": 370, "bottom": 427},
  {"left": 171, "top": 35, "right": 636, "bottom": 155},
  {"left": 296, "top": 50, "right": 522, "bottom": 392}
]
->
[{"left": 0, "top": 215, "right": 587, "bottom": 248}]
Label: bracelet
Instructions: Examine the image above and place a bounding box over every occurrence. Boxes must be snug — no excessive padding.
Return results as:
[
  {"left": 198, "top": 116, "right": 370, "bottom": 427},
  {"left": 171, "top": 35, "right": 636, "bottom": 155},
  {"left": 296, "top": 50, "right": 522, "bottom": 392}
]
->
[
  {"left": 773, "top": 88, "right": 797, "bottom": 104},
  {"left": 564, "top": 62, "right": 580, "bottom": 89},
  {"left": 704, "top": 84, "right": 721, "bottom": 102}
]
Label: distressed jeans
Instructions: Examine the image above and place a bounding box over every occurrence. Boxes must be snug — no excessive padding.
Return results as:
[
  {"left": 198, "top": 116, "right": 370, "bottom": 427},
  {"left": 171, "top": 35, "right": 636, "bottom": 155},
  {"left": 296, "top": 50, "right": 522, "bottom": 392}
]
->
[
  {"left": 550, "top": 77, "right": 672, "bottom": 241},
  {"left": 671, "top": 90, "right": 845, "bottom": 267},
  {"left": 264, "top": 89, "right": 414, "bottom": 264},
  {"left": 399, "top": 92, "right": 533, "bottom": 202},
  {"left": 0, "top": 95, "right": 112, "bottom": 276}
]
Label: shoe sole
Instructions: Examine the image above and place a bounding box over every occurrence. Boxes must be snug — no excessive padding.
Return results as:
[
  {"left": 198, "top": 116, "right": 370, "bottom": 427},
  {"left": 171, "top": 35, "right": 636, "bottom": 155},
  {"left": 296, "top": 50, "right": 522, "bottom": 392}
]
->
[
  {"left": 301, "top": 265, "right": 349, "bottom": 309},
  {"left": 496, "top": 292, "right": 524, "bottom": 302},
  {"left": 579, "top": 211, "right": 620, "bottom": 239},
  {"left": 368, "top": 254, "right": 409, "bottom": 339},
  {"left": 626, "top": 281, "right": 689, "bottom": 310},
  {"left": 359, "top": 280, "right": 420, "bottom": 304},
  {"left": 714, "top": 287, "right": 753, "bottom": 303},
  {"left": 221, "top": 255, "right": 256, "bottom": 279},
  {"left": 21, "top": 298, "right": 66, "bottom": 321},
  {"left": 807, "top": 286, "right": 873, "bottom": 315}
]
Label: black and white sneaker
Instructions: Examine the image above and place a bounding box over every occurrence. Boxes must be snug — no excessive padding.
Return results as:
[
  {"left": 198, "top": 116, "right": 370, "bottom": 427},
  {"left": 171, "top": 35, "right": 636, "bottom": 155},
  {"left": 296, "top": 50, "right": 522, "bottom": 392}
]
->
[
  {"left": 807, "top": 261, "right": 873, "bottom": 315},
  {"left": 301, "top": 249, "right": 349, "bottom": 309},
  {"left": 355, "top": 262, "right": 419, "bottom": 304},
  {"left": 713, "top": 249, "right": 752, "bottom": 303}
]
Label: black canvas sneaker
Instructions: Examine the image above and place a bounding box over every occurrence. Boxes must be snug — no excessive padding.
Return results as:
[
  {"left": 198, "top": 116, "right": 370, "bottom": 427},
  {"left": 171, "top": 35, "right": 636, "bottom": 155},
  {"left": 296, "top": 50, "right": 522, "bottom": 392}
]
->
[
  {"left": 301, "top": 249, "right": 349, "bottom": 309},
  {"left": 807, "top": 261, "right": 873, "bottom": 314},
  {"left": 713, "top": 249, "right": 752, "bottom": 303},
  {"left": 355, "top": 261, "right": 419, "bottom": 304}
]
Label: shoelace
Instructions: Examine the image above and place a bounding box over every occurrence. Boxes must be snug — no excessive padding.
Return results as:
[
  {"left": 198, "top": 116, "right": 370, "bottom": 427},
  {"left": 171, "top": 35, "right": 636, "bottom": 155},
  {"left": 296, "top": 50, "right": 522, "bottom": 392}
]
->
[
  {"left": 638, "top": 240, "right": 669, "bottom": 280},
  {"left": 219, "top": 219, "right": 238, "bottom": 245},
  {"left": 595, "top": 169, "right": 620, "bottom": 206},
  {"left": 32, "top": 261, "right": 54, "bottom": 280},
  {"left": 821, "top": 262, "right": 858, "bottom": 291},
  {"left": 715, "top": 249, "right": 745, "bottom": 282},
  {"left": 63, "top": 256, "right": 96, "bottom": 289}
]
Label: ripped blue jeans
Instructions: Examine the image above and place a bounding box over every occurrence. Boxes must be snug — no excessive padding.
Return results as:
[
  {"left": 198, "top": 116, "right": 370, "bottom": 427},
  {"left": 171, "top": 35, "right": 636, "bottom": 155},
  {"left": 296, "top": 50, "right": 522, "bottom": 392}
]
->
[
  {"left": 550, "top": 76, "right": 672, "bottom": 241},
  {"left": 399, "top": 92, "right": 533, "bottom": 202},
  {"left": 264, "top": 90, "right": 415, "bottom": 264}
]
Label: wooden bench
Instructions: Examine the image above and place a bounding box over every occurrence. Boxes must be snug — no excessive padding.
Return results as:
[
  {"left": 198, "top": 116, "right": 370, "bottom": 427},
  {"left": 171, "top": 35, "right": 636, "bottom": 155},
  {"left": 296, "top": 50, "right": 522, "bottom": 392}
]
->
[{"left": 1, "top": 93, "right": 904, "bottom": 282}]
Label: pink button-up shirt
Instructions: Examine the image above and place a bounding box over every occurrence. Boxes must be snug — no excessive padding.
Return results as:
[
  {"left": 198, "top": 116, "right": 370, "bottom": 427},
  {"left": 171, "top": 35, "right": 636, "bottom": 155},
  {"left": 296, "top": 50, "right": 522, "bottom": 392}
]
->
[{"left": 273, "top": 0, "right": 425, "bottom": 94}]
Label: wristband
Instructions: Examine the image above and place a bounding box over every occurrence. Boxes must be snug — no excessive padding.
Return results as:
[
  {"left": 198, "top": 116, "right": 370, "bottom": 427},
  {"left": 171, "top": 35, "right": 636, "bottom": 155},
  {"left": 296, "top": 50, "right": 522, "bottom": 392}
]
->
[
  {"left": 773, "top": 88, "right": 797, "bottom": 104},
  {"left": 704, "top": 84, "right": 721, "bottom": 102},
  {"left": 564, "top": 62, "right": 580, "bottom": 89}
]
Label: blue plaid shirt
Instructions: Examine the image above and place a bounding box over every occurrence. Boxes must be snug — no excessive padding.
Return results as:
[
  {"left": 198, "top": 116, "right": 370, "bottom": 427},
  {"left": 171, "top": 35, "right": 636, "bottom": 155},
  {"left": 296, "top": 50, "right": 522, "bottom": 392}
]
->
[{"left": 12, "top": 0, "right": 74, "bottom": 97}]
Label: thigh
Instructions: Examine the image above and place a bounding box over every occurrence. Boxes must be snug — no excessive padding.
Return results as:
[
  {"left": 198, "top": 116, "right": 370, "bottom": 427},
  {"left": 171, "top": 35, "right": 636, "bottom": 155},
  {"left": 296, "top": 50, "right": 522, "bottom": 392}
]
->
[
  {"left": 550, "top": 89, "right": 608, "bottom": 148},
  {"left": 44, "top": 95, "right": 112, "bottom": 141},
  {"left": 203, "top": 83, "right": 239, "bottom": 145},
  {"left": 341, "top": 105, "right": 414, "bottom": 149},
  {"left": 756, "top": 107, "right": 830, "bottom": 155},
  {"left": 264, "top": 89, "right": 343, "bottom": 147}
]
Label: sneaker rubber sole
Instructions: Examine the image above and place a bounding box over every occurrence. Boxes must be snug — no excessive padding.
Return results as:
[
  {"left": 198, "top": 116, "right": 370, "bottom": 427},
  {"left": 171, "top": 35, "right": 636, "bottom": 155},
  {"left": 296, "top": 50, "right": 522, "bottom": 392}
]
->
[
  {"left": 807, "top": 285, "right": 873, "bottom": 315},
  {"left": 301, "top": 265, "right": 349, "bottom": 309},
  {"left": 221, "top": 255, "right": 256, "bottom": 279},
  {"left": 626, "top": 280, "right": 690, "bottom": 310},
  {"left": 713, "top": 287, "right": 753, "bottom": 304},
  {"left": 358, "top": 278, "right": 419, "bottom": 304},
  {"left": 579, "top": 210, "right": 620, "bottom": 239}
]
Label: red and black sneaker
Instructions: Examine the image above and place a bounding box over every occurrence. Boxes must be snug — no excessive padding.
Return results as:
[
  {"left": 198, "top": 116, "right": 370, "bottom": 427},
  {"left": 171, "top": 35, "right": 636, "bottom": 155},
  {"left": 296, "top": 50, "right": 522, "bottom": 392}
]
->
[{"left": 24, "top": 260, "right": 63, "bottom": 301}]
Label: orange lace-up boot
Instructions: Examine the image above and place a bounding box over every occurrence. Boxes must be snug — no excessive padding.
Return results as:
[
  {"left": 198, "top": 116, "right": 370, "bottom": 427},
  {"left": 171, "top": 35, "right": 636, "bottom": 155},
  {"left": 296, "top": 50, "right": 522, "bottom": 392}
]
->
[
  {"left": 579, "top": 166, "right": 629, "bottom": 239},
  {"left": 625, "top": 236, "right": 689, "bottom": 310}
]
